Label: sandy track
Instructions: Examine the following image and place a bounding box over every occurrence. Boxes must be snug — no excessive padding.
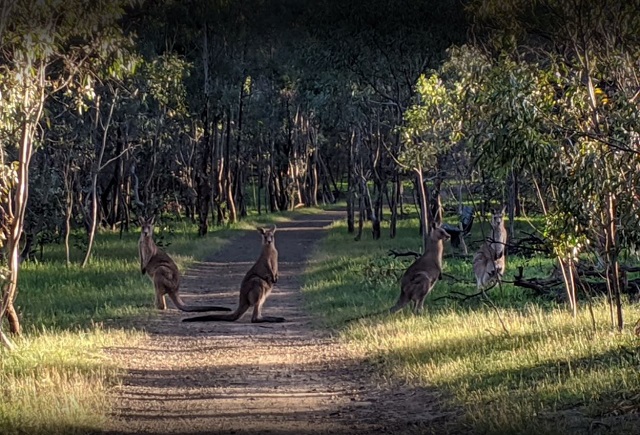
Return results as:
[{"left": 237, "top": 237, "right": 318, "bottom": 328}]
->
[{"left": 103, "top": 211, "right": 454, "bottom": 435}]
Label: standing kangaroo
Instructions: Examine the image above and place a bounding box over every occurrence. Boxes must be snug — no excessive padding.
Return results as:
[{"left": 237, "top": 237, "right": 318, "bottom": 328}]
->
[
  {"left": 139, "top": 217, "right": 231, "bottom": 312},
  {"left": 183, "top": 226, "right": 285, "bottom": 323},
  {"left": 389, "top": 225, "right": 451, "bottom": 314},
  {"left": 473, "top": 207, "right": 508, "bottom": 290}
]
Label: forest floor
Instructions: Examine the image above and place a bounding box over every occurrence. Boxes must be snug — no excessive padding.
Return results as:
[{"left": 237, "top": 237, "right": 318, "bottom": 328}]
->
[{"left": 101, "top": 211, "right": 458, "bottom": 435}]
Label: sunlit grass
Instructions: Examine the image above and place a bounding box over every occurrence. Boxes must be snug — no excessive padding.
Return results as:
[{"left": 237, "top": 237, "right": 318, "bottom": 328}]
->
[
  {"left": 2, "top": 209, "right": 307, "bottom": 435},
  {"left": 0, "top": 328, "right": 140, "bottom": 435},
  {"left": 303, "top": 215, "right": 640, "bottom": 434}
]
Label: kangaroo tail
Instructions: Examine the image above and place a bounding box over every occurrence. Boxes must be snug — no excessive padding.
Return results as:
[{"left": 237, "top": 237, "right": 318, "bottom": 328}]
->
[
  {"left": 168, "top": 293, "right": 232, "bottom": 313},
  {"left": 182, "top": 298, "right": 250, "bottom": 322},
  {"left": 182, "top": 308, "right": 244, "bottom": 322}
]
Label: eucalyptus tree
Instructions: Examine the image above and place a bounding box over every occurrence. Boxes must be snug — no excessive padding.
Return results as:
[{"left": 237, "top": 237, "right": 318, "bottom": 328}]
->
[
  {"left": 465, "top": 0, "right": 640, "bottom": 328},
  {"left": 304, "top": 0, "right": 467, "bottom": 240},
  {"left": 400, "top": 74, "right": 461, "bottom": 250},
  {"left": 0, "top": 0, "right": 138, "bottom": 347}
]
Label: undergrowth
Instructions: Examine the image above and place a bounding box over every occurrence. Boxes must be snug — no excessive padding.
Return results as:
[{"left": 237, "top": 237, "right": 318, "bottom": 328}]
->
[
  {"left": 1, "top": 209, "right": 306, "bottom": 435},
  {"left": 303, "top": 214, "right": 640, "bottom": 434}
]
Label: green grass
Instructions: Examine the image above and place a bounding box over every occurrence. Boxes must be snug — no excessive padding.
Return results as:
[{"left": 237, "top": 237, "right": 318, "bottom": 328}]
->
[
  {"left": 0, "top": 328, "right": 137, "bottom": 434},
  {"left": 303, "top": 215, "right": 640, "bottom": 434},
  {"left": 1, "top": 209, "right": 310, "bottom": 435}
]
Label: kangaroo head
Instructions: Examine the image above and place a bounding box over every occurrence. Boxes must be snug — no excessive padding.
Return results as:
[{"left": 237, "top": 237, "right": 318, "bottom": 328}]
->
[
  {"left": 429, "top": 224, "right": 451, "bottom": 242},
  {"left": 139, "top": 216, "right": 155, "bottom": 238},
  {"left": 257, "top": 225, "right": 277, "bottom": 246},
  {"left": 491, "top": 207, "right": 506, "bottom": 229}
]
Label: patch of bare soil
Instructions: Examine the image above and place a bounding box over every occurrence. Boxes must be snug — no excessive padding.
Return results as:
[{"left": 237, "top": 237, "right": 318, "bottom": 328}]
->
[{"left": 102, "top": 211, "right": 458, "bottom": 435}]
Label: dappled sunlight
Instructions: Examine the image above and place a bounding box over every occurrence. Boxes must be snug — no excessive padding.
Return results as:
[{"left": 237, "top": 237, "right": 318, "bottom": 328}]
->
[
  {"left": 0, "top": 328, "right": 142, "bottom": 435},
  {"left": 303, "top": 216, "right": 640, "bottom": 433}
]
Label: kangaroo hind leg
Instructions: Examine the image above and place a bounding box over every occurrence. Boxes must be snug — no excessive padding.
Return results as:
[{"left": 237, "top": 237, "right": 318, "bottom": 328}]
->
[
  {"left": 389, "top": 290, "right": 411, "bottom": 314},
  {"left": 154, "top": 281, "right": 167, "bottom": 310},
  {"left": 155, "top": 289, "right": 167, "bottom": 310},
  {"left": 414, "top": 279, "right": 435, "bottom": 315},
  {"left": 250, "top": 282, "right": 284, "bottom": 323}
]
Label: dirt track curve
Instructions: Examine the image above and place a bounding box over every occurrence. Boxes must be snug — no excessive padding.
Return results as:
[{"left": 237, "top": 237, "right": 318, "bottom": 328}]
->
[{"left": 103, "top": 211, "right": 456, "bottom": 435}]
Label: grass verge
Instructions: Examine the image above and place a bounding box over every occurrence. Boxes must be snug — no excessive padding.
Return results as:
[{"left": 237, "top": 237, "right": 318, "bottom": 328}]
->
[
  {"left": 1, "top": 209, "right": 311, "bottom": 435},
  {"left": 303, "top": 216, "right": 640, "bottom": 434}
]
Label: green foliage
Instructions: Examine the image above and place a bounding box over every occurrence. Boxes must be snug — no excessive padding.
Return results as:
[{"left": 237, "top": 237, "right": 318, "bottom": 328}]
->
[
  {"left": 0, "top": 214, "right": 250, "bottom": 434},
  {"left": 400, "top": 73, "right": 460, "bottom": 170},
  {"left": 303, "top": 218, "right": 640, "bottom": 433}
]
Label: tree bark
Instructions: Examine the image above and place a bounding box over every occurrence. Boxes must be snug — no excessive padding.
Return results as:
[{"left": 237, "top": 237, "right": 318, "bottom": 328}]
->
[
  {"left": 0, "top": 69, "right": 45, "bottom": 342},
  {"left": 83, "top": 90, "right": 117, "bottom": 268},
  {"left": 346, "top": 131, "right": 355, "bottom": 233},
  {"left": 415, "top": 166, "right": 430, "bottom": 252},
  {"left": 225, "top": 107, "right": 237, "bottom": 223},
  {"left": 197, "top": 24, "right": 212, "bottom": 236},
  {"left": 390, "top": 170, "right": 399, "bottom": 238}
]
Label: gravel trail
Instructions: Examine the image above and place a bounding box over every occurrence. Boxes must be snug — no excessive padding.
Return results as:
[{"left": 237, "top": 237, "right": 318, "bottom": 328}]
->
[{"left": 103, "top": 211, "right": 453, "bottom": 435}]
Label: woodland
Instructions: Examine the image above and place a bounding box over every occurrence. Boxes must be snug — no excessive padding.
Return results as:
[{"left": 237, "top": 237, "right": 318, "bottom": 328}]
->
[{"left": 1, "top": 0, "right": 640, "bottom": 431}]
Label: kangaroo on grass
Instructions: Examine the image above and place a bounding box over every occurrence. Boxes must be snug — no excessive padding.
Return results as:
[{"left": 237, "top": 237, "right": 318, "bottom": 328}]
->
[
  {"left": 139, "top": 216, "right": 231, "bottom": 312},
  {"left": 473, "top": 207, "right": 508, "bottom": 290},
  {"left": 389, "top": 224, "right": 451, "bottom": 314},
  {"left": 183, "top": 225, "right": 285, "bottom": 323}
]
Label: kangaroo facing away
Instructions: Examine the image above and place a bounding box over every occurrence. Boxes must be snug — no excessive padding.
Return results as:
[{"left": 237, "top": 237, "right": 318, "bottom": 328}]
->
[
  {"left": 473, "top": 207, "right": 508, "bottom": 290},
  {"left": 183, "top": 226, "right": 285, "bottom": 323},
  {"left": 389, "top": 225, "right": 451, "bottom": 314},
  {"left": 139, "top": 217, "right": 231, "bottom": 312}
]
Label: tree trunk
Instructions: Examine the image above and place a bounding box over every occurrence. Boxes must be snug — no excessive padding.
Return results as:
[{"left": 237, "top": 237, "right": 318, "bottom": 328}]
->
[
  {"left": 415, "top": 167, "right": 429, "bottom": 252},
  {"left": 225, "top": 108, "right": 237, "bottom": 223},
  {"left": 310, "top": 147, "right": 319, "bottom": 207},
  {"left": 390, "top": 173, "right": 398, "bottom": 239},
  {"left": 346, "top": 132, "right": 355, "bottom": 233},
  {"left": 197, "top": 24, "right": 212, "bottom": 236},
  {"left": 83, "top": 91, "right": 117, "bottom": 268},
  {"left": 63, "top": 158, "right": 74, "bottom": 266},
  {"left": 0, "top": 73, "right": 44, "bottom": 343},
  {"left": 354, "top": 194, "right": 364, "bottom": 241},
  {"left": 606, "top": 193, "right": 623, "bottom": 331},
  {"left": 234, "top": 79, "right": 246, "bottom": 218}
]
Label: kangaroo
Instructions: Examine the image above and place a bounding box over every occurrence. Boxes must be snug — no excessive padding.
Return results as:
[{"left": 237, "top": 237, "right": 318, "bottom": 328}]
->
[
  {"left": 182, "top": 226, "right": 285, "bottom": 323},
  {"left": 138, "top": 216, "right": 231, "bottom": 312},
  {"left": 389, "top": 224, "right": 451, "bottom": 314},
  {"left": 473, "top": 207, "right": 508, "bottom": 290}
]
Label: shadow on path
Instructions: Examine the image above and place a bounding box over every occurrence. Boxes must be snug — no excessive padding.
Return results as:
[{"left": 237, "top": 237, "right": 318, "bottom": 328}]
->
[{"left": 102, "top": 211, "right": 456, "bottom": 435}]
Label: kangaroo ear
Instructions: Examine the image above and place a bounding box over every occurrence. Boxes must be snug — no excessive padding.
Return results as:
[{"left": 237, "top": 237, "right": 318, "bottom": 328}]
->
[
  {"left": 271, "top": 225, "right": 277, "bottom": 233},
  {"left": 150, "top": 216, "right": 155, "bottom": 225},
  {"left": 138, "top": 216, "right": 145, "bottom": 225},
  {"left": 501, "top": 205, "right": 506, "bottom": 215},
  {"left": 257, "top": 227, "right": 265, "bottom": 234}
]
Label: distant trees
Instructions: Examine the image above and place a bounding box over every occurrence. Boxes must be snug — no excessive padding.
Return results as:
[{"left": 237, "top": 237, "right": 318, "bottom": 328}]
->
[
  {"left": 411, "top": 0, "right": 640, "bottom": 328},
  {"left": 0, "top": 0, "right": 136, "bottom": 347},
  {"left": 2, "top": 0, "right": 638, "bottom": 348}
]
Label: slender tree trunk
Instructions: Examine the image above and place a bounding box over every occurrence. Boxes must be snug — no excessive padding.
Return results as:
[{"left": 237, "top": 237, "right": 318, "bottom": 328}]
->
[
  {"left": 355, "top": 193, "right": 364, "bottom": 241},
  {"left": 390, "top": 174, "right": 398, "bottom": 239},
  {"left": 606, "top": 193, "right": 623, "bottom": 331},
  {"left": 197, "top": 24, "right": 212, "bottom": 236},
  {"left": 83, "top": 90, "right": 117, "bottom": 268},
  {"left": 63, "top": 159, "right": 74, "bottom": 266},
  {"left": 224, "top": 108, "right": 237, "bottom": 223},
  {"left": 214, "top": 114, "right": 226, "bottom": 225},
  {"left": 346, "top": 132, "right": 355, "bottom": 233},
  {"left": 415, "top": 166, "right": 429, "bottom": 252},
  {"left": 310, "top": 147, "right": 319, "bottom": 207},
  {"left": 0, "top": 70, "right": 45, "bottom": 343},
  {"left": 234, "top": 79, "right": 246, "bottom": 218}
]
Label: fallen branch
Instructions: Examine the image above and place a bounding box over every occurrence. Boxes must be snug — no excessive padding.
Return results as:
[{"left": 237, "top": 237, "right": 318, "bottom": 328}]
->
[{"left": 388, "top": 249, "right": 421, "bottom": 259}]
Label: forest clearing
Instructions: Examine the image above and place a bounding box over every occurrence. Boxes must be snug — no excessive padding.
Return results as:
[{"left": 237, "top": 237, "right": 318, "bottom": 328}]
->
[{"left": 2, "top": 0, "right": 640, "bottom": 434}]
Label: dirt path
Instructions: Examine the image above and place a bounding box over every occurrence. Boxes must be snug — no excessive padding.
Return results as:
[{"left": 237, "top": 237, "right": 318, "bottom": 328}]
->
[{"left": 103, "top": 211, "right": 453, "bottom": 435}]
